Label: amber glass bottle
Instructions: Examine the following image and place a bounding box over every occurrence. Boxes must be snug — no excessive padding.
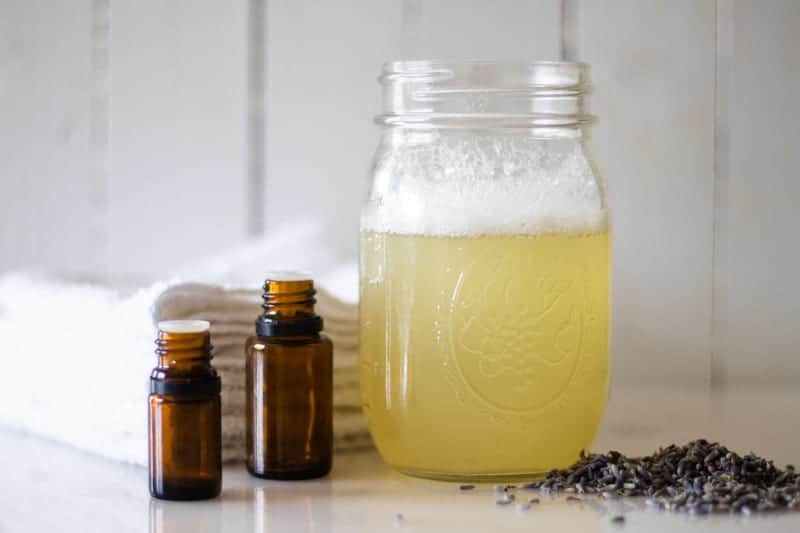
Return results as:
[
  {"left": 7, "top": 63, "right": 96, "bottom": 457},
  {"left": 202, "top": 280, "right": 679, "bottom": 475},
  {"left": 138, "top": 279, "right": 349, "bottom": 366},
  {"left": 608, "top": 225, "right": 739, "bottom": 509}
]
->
[
  {"left": 245, "top": 273, "right": 333, "bottom": 479},
  {"left": 149, "top": 320, "right": 221, "bottom": 500}
]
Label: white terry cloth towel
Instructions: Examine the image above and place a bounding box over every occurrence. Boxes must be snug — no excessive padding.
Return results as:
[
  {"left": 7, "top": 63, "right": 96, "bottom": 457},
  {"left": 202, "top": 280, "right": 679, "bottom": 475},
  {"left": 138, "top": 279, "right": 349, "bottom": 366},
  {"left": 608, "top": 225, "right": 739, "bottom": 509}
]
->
[
  {"left": 0, "top": 221, "right": 369, "bottom": 466},
  {"left": 0, "top": 272, "right": 163, "bottom": 465}
]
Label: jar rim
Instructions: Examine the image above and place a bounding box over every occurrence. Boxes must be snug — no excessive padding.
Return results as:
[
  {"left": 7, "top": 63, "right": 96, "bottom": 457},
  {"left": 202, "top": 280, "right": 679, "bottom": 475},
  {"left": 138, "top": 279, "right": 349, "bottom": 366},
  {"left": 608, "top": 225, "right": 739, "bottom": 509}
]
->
[
  {"left": 377, "top": 60, "right": 592, "bottom": 129},
  {"left": 382, "top": 59, "right": 589, "bottom": 73}
]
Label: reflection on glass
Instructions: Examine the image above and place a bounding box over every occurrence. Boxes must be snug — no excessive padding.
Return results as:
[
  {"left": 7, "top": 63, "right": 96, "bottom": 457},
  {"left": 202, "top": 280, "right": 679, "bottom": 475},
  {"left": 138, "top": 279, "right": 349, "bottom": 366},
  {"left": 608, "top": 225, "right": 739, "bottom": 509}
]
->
[
  {"left": 251, "top": 484, "right": 331, "bottom": 533},
  {"left": 149, "top": 478, "right": 332, "bottom": 533},
  {"left": 149, "top": 497, "right": 222, "bottom": 533}
]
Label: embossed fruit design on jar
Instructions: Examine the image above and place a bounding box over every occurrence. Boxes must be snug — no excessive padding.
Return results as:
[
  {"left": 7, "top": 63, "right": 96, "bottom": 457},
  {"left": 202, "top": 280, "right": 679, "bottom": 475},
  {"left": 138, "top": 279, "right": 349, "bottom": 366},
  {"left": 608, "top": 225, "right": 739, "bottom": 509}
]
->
[{"left": 360, "top": 61, "right": 609, "bottom": 480}]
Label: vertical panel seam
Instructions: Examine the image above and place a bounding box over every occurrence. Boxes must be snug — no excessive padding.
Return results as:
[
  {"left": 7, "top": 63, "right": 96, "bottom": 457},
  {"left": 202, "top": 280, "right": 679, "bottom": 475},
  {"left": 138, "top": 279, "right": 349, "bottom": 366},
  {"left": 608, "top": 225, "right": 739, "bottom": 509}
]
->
[
  {"left": 247, "top": 0, "right": 266, "bottom": 237},
  {"left": 90, "top": 0, "right": 111, "bottom": 275},
  {"left": 712, "top": 0, "right": 733, "bottom": 388},
  {"left": 560, "top": 0, "right": 579, "bottom": 61}
]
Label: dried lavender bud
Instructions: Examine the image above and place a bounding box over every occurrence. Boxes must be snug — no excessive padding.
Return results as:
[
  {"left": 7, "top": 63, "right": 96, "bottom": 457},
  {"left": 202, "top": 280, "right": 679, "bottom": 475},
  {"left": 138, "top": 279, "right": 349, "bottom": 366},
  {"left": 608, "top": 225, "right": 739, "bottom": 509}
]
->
[{"left": 514, "top": 439, "right": 800, "bottom": 515}]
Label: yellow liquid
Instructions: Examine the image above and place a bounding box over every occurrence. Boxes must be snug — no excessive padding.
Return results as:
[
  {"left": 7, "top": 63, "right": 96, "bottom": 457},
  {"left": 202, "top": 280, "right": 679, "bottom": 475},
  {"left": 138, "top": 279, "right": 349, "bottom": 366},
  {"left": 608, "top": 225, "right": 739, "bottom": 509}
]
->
[{"left": 359, "top": 230, "right": 610, "bottom": 480}]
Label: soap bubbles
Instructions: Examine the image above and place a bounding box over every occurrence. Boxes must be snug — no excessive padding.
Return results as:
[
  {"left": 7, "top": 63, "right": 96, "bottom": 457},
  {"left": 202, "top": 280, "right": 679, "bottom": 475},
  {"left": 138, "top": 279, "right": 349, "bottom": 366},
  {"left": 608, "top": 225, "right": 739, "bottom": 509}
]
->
[{"left": 362, "top": 131, "right": 607, "bottom": 236}]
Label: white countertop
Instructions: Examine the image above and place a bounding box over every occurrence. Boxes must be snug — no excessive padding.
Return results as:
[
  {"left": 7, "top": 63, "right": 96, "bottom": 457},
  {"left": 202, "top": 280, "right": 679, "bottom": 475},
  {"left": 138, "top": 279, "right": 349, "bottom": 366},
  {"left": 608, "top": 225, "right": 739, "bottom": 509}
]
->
[
  {"left": 2, "top": 396, "right": 800, "bottom": 533},
  {"left": 2, "top": 386, "right": 799, "bottom": 532}
]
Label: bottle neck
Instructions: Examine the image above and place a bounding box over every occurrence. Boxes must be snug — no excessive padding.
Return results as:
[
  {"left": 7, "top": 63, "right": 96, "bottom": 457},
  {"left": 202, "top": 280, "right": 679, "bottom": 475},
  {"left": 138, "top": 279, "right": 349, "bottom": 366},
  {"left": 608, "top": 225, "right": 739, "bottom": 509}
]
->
[
  {"left": 256, "top": 278, "right": 323, "bottom": 337},
  {"left": 155, "top": 330, "right": 212, "bottom": 369},
  {"left": 262, "top": 278, "right": 316, "bottom": 317}
]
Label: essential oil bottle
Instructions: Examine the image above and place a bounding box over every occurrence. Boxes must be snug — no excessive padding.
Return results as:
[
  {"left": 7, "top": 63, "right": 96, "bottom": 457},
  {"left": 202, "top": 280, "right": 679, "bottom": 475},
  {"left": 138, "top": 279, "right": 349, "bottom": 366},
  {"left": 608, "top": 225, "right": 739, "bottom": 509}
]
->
[
  {"left": 148, "top": 320, "right": 221, "bottom": 500},
  {"left": 245, "top": 272, "right": 333, "bottom": 479}
]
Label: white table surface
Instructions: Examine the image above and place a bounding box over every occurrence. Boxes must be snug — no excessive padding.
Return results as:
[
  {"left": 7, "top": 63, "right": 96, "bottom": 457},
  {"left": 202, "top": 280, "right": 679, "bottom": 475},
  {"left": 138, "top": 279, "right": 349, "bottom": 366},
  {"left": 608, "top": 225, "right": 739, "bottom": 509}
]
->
[{"left": 2, "top": 394, "right": 800, "bottom": 533}]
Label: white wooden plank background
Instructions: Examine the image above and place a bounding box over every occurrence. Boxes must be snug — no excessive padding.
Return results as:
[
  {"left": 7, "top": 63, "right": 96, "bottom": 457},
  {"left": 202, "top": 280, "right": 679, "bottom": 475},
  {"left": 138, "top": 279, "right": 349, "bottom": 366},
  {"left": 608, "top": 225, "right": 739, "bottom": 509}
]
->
[
  {"left": 262, "top": 0, "right": 404, "bottom": 260},
  {"left": 1, "top": 0, "right": 799, "bottom": 386},
  {"left": 713, "top": 0, "right": 800, "bottom": 385},
  {"left": 108, "top": 0, "right": 249, "bottom": 278},
  {"left": 575, "top": 0, "right": 716, "bottom": 386},
  {"left": 0, "top": 0, "right": 100, "bottom": 273}
]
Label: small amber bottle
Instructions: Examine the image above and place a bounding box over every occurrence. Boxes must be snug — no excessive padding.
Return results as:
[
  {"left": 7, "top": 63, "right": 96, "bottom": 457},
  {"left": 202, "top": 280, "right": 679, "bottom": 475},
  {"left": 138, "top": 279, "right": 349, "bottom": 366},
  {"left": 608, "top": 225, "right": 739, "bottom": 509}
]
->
[
  {"left": 149, "top": 320, "right": 221, "bottom": 500},
  {"left": 245, "top": 272, "right": 333, "bottom": 479}
]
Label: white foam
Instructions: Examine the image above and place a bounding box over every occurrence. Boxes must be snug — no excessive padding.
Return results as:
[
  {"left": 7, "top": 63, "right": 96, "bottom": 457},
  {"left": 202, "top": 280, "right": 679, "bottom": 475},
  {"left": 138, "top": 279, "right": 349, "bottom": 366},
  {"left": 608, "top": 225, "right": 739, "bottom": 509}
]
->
[
  {"left": 158, "top": 320, "right": 210, "bottom": 334},
  {"left": 362, "top": 134, "right": 608, "bottom": 236}
]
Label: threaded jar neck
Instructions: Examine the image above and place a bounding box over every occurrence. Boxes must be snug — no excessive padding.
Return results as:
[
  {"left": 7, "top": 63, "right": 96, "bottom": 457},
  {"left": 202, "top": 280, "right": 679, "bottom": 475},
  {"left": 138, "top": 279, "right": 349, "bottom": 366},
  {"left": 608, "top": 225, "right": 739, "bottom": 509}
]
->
[
  {"left": 377, "top": 60, "right": 592, "bottom": 132},
  {"left": 256, "top": 272, "right": 323, "bottom": 337}
]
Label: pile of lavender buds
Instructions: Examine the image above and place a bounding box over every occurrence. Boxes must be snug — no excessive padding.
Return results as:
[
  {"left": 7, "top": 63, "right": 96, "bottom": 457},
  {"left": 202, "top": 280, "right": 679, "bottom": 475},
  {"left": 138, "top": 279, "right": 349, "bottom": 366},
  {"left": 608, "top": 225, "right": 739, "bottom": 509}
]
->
[{"left": 500, "top": 440, "right": 799, "bottom": 515}]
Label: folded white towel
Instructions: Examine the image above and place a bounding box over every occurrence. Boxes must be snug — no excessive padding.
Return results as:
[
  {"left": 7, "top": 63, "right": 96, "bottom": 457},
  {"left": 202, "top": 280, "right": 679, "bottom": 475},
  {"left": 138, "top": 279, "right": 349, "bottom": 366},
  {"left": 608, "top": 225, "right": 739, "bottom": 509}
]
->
[{"left": 0, "top": 222, "right": 369, "bottom": 465}]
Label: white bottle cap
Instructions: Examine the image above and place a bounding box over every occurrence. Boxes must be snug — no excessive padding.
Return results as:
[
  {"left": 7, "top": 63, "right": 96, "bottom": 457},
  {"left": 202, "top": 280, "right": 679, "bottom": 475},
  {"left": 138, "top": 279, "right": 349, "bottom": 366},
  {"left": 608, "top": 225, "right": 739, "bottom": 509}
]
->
[
  {"left": 157, "top": 320, "right": 211, "bottom": 334},
  {"left": 264, "top": 270, "right": 313, "bottom": 282}
]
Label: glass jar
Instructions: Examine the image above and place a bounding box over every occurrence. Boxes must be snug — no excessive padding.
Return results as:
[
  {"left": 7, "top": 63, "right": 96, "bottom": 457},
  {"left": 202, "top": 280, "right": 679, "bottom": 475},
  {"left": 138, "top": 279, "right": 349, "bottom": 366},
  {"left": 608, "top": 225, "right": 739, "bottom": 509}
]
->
[{"left": 359, "top": 61, "right": 609, "bottom": 481}]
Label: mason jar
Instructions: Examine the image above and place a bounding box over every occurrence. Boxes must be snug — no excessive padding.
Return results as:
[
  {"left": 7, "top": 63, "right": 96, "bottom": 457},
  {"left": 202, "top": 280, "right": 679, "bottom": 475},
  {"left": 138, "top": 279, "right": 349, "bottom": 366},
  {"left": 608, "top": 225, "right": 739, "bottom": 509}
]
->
[{"left": 360, "top": 61, "right": 609, "bottom": 481}]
